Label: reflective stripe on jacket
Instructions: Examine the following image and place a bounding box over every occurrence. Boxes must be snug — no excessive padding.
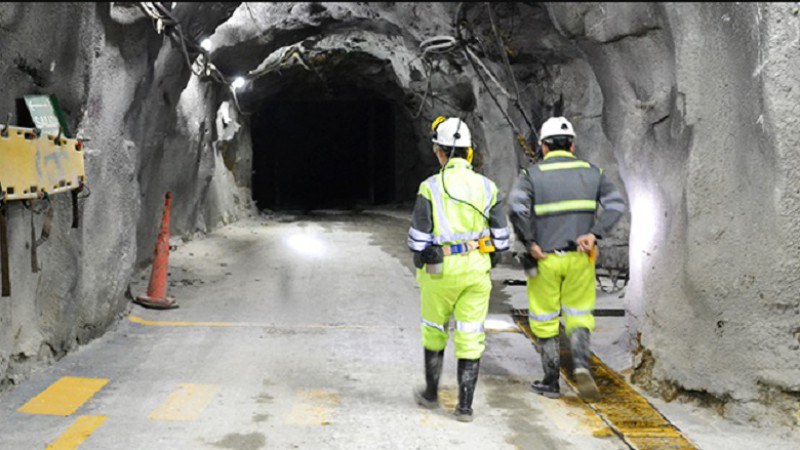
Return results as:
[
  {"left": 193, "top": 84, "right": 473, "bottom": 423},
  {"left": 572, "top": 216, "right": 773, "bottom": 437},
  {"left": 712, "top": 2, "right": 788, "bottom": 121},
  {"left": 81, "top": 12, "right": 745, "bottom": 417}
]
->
[{"left": 508, "top": 150, "right": 625, "bottom": 252}]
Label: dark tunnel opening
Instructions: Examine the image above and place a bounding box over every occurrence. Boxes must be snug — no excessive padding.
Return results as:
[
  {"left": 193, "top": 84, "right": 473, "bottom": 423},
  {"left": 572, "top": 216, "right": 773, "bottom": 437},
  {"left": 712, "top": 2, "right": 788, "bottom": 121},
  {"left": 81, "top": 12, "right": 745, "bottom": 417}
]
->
[{"left": 251, "top": 100, "right": 396, "bottom": 211}]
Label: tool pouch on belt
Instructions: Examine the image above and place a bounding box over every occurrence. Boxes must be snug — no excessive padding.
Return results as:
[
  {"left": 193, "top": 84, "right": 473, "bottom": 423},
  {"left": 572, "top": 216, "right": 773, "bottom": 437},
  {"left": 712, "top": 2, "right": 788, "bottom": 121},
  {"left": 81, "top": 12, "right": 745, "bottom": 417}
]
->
[{"left": 421, "top": 245, "right": 444, "bottom": 274}]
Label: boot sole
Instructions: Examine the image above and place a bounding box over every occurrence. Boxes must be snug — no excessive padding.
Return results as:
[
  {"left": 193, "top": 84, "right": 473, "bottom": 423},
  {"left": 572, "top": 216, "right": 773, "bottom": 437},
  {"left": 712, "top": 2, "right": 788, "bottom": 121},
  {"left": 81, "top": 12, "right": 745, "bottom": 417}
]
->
[
  {"left": 455, "top": 411, "right": 474, "bottom": 422},
  {"left": 532, "top": 389, "right": 561, "bottom": 399},
  {"left": 413, "top": 388, "right": 439, "bottom": 409},
  {"left": 574, "top": 369, "right": 600, "bottom": 402},
  {"left": 530, "top": 382, "right": 560, "bottom": 398}
]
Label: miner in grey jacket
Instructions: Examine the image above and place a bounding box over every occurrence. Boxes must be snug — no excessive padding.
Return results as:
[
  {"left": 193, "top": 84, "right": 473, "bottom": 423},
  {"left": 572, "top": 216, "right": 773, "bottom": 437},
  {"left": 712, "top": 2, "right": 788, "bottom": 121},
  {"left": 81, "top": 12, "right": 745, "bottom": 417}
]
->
[{"left": 507, "top": 116, "right": 626, "bottom": 401}]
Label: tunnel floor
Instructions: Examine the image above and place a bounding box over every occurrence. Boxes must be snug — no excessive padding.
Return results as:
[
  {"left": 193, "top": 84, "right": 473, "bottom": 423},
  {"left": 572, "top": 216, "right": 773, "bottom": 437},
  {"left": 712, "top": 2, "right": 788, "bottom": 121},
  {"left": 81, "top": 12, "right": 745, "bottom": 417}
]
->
[
  {"left": 0, "top": 210, "right": 793, "bottom": 450},
  {"left": 251, "top": 100, "right": 395, "bottom": 211}
]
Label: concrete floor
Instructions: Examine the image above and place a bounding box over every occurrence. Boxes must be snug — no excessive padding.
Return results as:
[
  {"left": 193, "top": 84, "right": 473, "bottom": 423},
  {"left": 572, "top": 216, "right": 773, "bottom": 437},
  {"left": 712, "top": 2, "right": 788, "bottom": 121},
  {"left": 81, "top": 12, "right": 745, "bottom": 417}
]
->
[{"left": 0, "top": 209, "right": 796, "bottom": 449}]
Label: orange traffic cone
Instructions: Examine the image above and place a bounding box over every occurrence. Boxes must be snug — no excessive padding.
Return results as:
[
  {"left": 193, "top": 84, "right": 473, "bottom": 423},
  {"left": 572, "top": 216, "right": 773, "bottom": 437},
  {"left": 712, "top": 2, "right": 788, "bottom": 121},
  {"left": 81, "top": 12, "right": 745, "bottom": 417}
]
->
[{"left": 134, "top": 192, "right": 178, "bottom": 309}]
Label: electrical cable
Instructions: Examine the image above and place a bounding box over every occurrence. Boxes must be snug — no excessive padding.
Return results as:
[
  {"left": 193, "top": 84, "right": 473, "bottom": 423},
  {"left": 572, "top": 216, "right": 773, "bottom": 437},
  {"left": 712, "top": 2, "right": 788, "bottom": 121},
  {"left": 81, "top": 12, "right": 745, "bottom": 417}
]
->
[
  {"left": 439, "top": 118, "right": 491, "bottom": 223},
  {"left": 138, "top": 2, "right": 250, "bottom": 114},
  {"left": 455, "top": 4, "right": 538, "bottom": 161},
  {"left": 485, "top": 2, "right": 535, "bottom": 134}
]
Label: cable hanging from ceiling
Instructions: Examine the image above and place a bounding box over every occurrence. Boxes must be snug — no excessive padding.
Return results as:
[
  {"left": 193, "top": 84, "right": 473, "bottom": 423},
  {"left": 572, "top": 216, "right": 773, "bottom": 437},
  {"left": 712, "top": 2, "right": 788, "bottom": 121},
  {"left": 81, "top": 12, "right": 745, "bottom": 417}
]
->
[
  {"left": 454, "top": 2, "right": 539, "bottom": 161},
  {"left": 137, "top": 2, "right": 253, "bottom": 115},
  {"left": 409, "top": 3, "right": 538, "bottom": 161}
]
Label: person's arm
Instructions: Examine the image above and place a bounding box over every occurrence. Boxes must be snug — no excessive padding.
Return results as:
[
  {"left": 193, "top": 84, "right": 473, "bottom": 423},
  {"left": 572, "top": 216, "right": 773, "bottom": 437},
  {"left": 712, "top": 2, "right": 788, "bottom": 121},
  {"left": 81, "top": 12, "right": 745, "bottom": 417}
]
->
[
  {"left": 591, "top": 171, "right": 626, "bottom": 239},
  {"left": 488, "top": 189, "right": 510, "bottom": 252},
  {"left": 507, "top": 169, "right": 537, "bottom": 247},
  {"left": 408, "top": 192, "right": 434, "bottom": 269}
]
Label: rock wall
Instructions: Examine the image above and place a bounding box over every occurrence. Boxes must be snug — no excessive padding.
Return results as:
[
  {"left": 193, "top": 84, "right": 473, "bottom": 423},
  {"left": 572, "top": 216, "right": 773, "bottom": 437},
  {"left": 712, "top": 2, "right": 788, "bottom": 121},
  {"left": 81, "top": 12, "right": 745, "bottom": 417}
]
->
[
  {"left": 0, "top": 3, "right": 246, "bottom": 388},
  {"left": 547, "top": 2, "right": 800, "bottom": 425}
]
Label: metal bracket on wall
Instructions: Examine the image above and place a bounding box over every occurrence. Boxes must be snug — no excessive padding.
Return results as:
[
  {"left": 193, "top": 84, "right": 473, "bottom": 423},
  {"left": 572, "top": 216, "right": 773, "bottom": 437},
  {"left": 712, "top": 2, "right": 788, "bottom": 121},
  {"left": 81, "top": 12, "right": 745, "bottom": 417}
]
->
[
  {"left": 0, "top": 124, "right": 85, "bottom": 202},
  {"left": 0, "top": 123, "right": 87, "bottom": 297}
]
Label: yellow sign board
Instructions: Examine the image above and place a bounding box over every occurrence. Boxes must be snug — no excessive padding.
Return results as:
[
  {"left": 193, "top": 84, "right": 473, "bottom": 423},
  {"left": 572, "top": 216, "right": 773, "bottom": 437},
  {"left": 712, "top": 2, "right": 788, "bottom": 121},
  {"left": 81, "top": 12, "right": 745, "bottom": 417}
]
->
[{"left": 0, "top": 125, "right": 85, "bottom": 201}]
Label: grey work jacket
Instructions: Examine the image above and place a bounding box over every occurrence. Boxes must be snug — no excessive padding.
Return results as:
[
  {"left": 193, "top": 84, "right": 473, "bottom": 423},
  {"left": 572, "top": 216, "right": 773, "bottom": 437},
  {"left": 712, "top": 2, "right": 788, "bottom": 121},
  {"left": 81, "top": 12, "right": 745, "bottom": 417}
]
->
[{"left": 507, "top": 150, "right": 626, "bottom": 252}]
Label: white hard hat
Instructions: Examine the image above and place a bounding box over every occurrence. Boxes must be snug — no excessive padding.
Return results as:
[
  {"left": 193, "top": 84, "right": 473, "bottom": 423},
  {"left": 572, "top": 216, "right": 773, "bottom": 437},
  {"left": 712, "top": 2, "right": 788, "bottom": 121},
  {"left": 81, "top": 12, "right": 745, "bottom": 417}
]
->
[
  {"left": 538, "top": 116, "right": 575, "bottom": 144},
  {"left": 432, "top": 117, "right": 472, "bottom": 148}
]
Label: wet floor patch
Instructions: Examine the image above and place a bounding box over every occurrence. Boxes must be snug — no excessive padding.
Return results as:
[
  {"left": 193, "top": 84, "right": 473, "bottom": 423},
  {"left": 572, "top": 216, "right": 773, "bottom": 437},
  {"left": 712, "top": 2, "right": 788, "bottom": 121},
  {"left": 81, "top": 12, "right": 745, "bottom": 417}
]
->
[{"left": 210, "top": 432, "right": 267, "bottom": 450}]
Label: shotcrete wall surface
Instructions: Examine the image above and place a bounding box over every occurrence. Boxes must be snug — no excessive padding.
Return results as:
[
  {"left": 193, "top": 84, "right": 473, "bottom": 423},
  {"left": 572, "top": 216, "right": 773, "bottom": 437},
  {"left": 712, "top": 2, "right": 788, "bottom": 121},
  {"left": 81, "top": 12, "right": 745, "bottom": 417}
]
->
[
  {"left": 1, "top": 1, "right": 798, "bottom": 427},
  {"left": 547, "top": 2, "right": 800, "bottom": 423}
]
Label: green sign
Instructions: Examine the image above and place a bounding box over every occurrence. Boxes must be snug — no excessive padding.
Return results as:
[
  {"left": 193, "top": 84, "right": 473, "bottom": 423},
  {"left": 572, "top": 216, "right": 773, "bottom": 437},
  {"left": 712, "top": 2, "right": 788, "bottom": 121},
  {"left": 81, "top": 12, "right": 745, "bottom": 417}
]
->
[{"left": 23, "top": 95, "right": 71, "bottom": 138}]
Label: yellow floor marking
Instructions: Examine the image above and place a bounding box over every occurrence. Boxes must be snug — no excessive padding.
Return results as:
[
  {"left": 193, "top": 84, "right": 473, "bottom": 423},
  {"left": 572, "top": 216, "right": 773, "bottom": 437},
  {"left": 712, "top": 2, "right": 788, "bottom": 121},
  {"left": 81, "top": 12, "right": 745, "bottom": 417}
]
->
[
  {"left": 46, "top": 415, "right": 107, "bottom": 450},
  {"left": 437, "top": 389, "right": 457, "bottom": 410},
  {"left": 485, "top": 328, "right": 522, "bottom": 334},
  {"left": 18, "top": 377, "right": 109, "bottom": 416},
  {"left": 129, "top": 315, "right": 232, "bottom": 327},
  {"left": 128, "top": 315, "right": 397, "bottom": 330},
  {"left": 534, "top": 391, "right": 611, "bottom": 438},
  {"left": 419, "top": 410, "right": 432, "bottom": 426},
  {"left": 286, "top": 388, "right": 340, "bottom": 425},
  {"left": 512, "top": 311, "right": 699, "bottom": 449},
  {"left": 149, "top": 384, "right": 220, "bottom": 421}
]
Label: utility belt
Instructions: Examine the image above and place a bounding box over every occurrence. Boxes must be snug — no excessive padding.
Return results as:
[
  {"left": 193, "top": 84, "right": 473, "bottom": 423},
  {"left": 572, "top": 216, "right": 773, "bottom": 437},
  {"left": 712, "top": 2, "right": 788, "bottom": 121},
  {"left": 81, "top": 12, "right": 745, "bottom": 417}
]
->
[
  {"left": 424, "top": 236, "right": 496, "bottom": 275},
  {"left": 442, "top": 236, "right": 496, "bottom": 256}
]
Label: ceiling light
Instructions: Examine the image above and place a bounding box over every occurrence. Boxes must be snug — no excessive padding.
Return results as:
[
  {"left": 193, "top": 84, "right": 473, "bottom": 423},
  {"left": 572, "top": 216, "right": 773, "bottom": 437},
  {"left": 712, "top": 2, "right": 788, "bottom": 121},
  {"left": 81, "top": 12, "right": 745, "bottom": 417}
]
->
[{"left": 231, "top": 77, "right": 246, "bottom": 89}]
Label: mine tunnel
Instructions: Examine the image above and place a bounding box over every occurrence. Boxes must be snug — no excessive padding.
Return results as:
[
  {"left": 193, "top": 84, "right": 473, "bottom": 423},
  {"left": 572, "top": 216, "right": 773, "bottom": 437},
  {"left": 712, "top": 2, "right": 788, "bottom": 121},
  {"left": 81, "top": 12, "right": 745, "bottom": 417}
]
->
[
  {"left": 250, "top": 98, "right": 396, "bottom": 211},
  {"left": 0, "top": 3, "right": 799, "bottom": 449}
]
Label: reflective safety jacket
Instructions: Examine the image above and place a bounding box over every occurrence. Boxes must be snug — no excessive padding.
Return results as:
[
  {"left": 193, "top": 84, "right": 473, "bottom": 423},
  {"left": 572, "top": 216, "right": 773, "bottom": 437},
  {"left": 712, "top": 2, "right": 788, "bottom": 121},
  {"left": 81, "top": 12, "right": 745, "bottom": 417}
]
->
[
  {"left": 407, "top": 158, "right": 510, "bottom": 270},
  {"left": 508, "top": 150, "right": 625, "bottom": 252}
]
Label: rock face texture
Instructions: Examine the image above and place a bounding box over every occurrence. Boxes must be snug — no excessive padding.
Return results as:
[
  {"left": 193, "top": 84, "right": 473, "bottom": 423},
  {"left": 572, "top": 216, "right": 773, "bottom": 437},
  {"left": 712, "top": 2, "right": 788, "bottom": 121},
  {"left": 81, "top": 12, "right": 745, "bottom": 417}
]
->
[{"left": 0, "top": 2, "right": 797, "bottom": 426}]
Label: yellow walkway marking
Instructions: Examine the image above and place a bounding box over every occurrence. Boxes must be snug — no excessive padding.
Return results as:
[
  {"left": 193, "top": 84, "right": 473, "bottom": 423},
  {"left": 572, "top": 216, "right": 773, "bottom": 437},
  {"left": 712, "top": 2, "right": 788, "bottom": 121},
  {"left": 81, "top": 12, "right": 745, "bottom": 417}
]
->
[
  {"left": 286, "top": 388, "right": 340, "bottom": 425},
  {"left": 548, "top": 395, "right": 614, "bottom": 437},
  {"left": 129, "top": 315, "right": 398, "bottom": 330},
  {"left": 512, "top": 310, "right": 699, "bottom": 449},
  {"left": 46, "top": 415, "right": 107, "bottom": 450},
  {"left": 18, "top": 376, "right": 109, "bottom": 416},
  {"left": 129, "top": 315, "right": 232, "bottom": 327},
  {"left": 149, "top": 383, "right": 220, "bottom": 421}
]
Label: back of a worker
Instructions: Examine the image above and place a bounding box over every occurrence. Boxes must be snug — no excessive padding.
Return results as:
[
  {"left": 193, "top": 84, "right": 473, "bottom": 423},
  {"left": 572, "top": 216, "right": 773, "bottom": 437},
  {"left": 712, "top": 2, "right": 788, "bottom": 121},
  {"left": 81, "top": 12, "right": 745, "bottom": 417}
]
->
[
  {"left": 508, "top": 116, "right": 626, "bottom": 401},
  {"left": 407, "top": 116, "right": 510, "bottom": 422}
]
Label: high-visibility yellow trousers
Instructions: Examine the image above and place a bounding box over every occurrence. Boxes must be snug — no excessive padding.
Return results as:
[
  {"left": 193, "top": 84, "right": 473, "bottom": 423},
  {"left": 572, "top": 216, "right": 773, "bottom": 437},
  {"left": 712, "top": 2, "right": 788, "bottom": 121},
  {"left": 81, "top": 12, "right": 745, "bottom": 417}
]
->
[
  {"left": 417, "top": 252, "right": 492, "bottom": 360},
  {"left": 527, "top": 251, "right": 595, "bottom": 339}
]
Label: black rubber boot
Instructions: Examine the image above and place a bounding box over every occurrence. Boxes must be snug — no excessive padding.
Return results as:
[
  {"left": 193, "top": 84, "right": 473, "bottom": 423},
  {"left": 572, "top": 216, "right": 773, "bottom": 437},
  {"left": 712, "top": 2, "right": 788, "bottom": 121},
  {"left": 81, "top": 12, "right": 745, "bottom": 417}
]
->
[
  {"left": 571, "top": 327, "right": 600, "bottom": 401},
  {"left": 454, "top": 358, "right": 480, "bottom": 422},
  {"left": 531, "top": 337, "right": 560, "bottom": 398},
  {"left": 414, "top": 348, "right": 444, "bottom": 409}
]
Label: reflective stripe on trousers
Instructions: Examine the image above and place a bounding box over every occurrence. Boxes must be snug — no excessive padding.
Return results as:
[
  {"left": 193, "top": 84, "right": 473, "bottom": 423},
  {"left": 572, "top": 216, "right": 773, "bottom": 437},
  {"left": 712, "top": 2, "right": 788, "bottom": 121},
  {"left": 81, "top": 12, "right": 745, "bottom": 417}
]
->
[{"left": 417, "top": 254, "right": 491, "bottom": 360}]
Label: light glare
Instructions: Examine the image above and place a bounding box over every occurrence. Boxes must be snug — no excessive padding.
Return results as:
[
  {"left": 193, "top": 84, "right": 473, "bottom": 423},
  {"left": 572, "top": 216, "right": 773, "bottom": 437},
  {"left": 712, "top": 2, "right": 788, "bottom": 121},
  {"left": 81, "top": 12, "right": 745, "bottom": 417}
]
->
[
  {"left": 232, "top": 77, "right": 246, "bottom": 89},
  {"left": 286, "top": 234, "right": 325, "bottom": 257}
]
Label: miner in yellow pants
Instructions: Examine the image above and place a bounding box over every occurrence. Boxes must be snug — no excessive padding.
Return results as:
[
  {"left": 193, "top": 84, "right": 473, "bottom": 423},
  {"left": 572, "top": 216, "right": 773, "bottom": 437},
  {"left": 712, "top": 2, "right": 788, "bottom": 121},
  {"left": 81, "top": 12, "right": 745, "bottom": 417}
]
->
[
  {"left": 509, "top": 116, "right": 626, "bottom": 401},
  {"left": 407, "top": 116, "right": 509, "bottom": 422}
]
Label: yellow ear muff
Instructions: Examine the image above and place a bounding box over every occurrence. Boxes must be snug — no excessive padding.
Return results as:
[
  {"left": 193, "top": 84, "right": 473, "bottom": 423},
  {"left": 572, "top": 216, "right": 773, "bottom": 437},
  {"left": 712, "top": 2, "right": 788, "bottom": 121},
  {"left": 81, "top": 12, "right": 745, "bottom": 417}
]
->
[
  {"left": 431, "top": 116, "right": 447, "bottom": 131},
  {"left": 466, "top": 147, "right": 473, "bottom": 164}
]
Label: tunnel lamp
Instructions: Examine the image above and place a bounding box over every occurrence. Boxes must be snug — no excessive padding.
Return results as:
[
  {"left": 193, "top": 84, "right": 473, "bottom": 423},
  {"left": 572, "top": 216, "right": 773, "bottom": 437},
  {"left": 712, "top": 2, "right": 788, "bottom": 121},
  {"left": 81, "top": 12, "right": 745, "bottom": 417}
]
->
[
  {"left": 231, "top": 77, "right": 246, "bottom": 90},
  {"left": 200, "top": 38, "right": 212, "bottom": 51}
]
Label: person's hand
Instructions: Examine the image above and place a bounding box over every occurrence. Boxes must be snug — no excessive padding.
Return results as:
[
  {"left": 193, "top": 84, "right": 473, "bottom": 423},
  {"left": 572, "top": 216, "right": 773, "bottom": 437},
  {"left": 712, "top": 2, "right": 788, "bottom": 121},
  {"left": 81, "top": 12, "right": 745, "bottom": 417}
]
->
[
  {"left": 529, "top": 242, "right": 547, "bottom": 260},
  {"left": 576, "top": 233, "right": 596, "bottom": 253}
]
